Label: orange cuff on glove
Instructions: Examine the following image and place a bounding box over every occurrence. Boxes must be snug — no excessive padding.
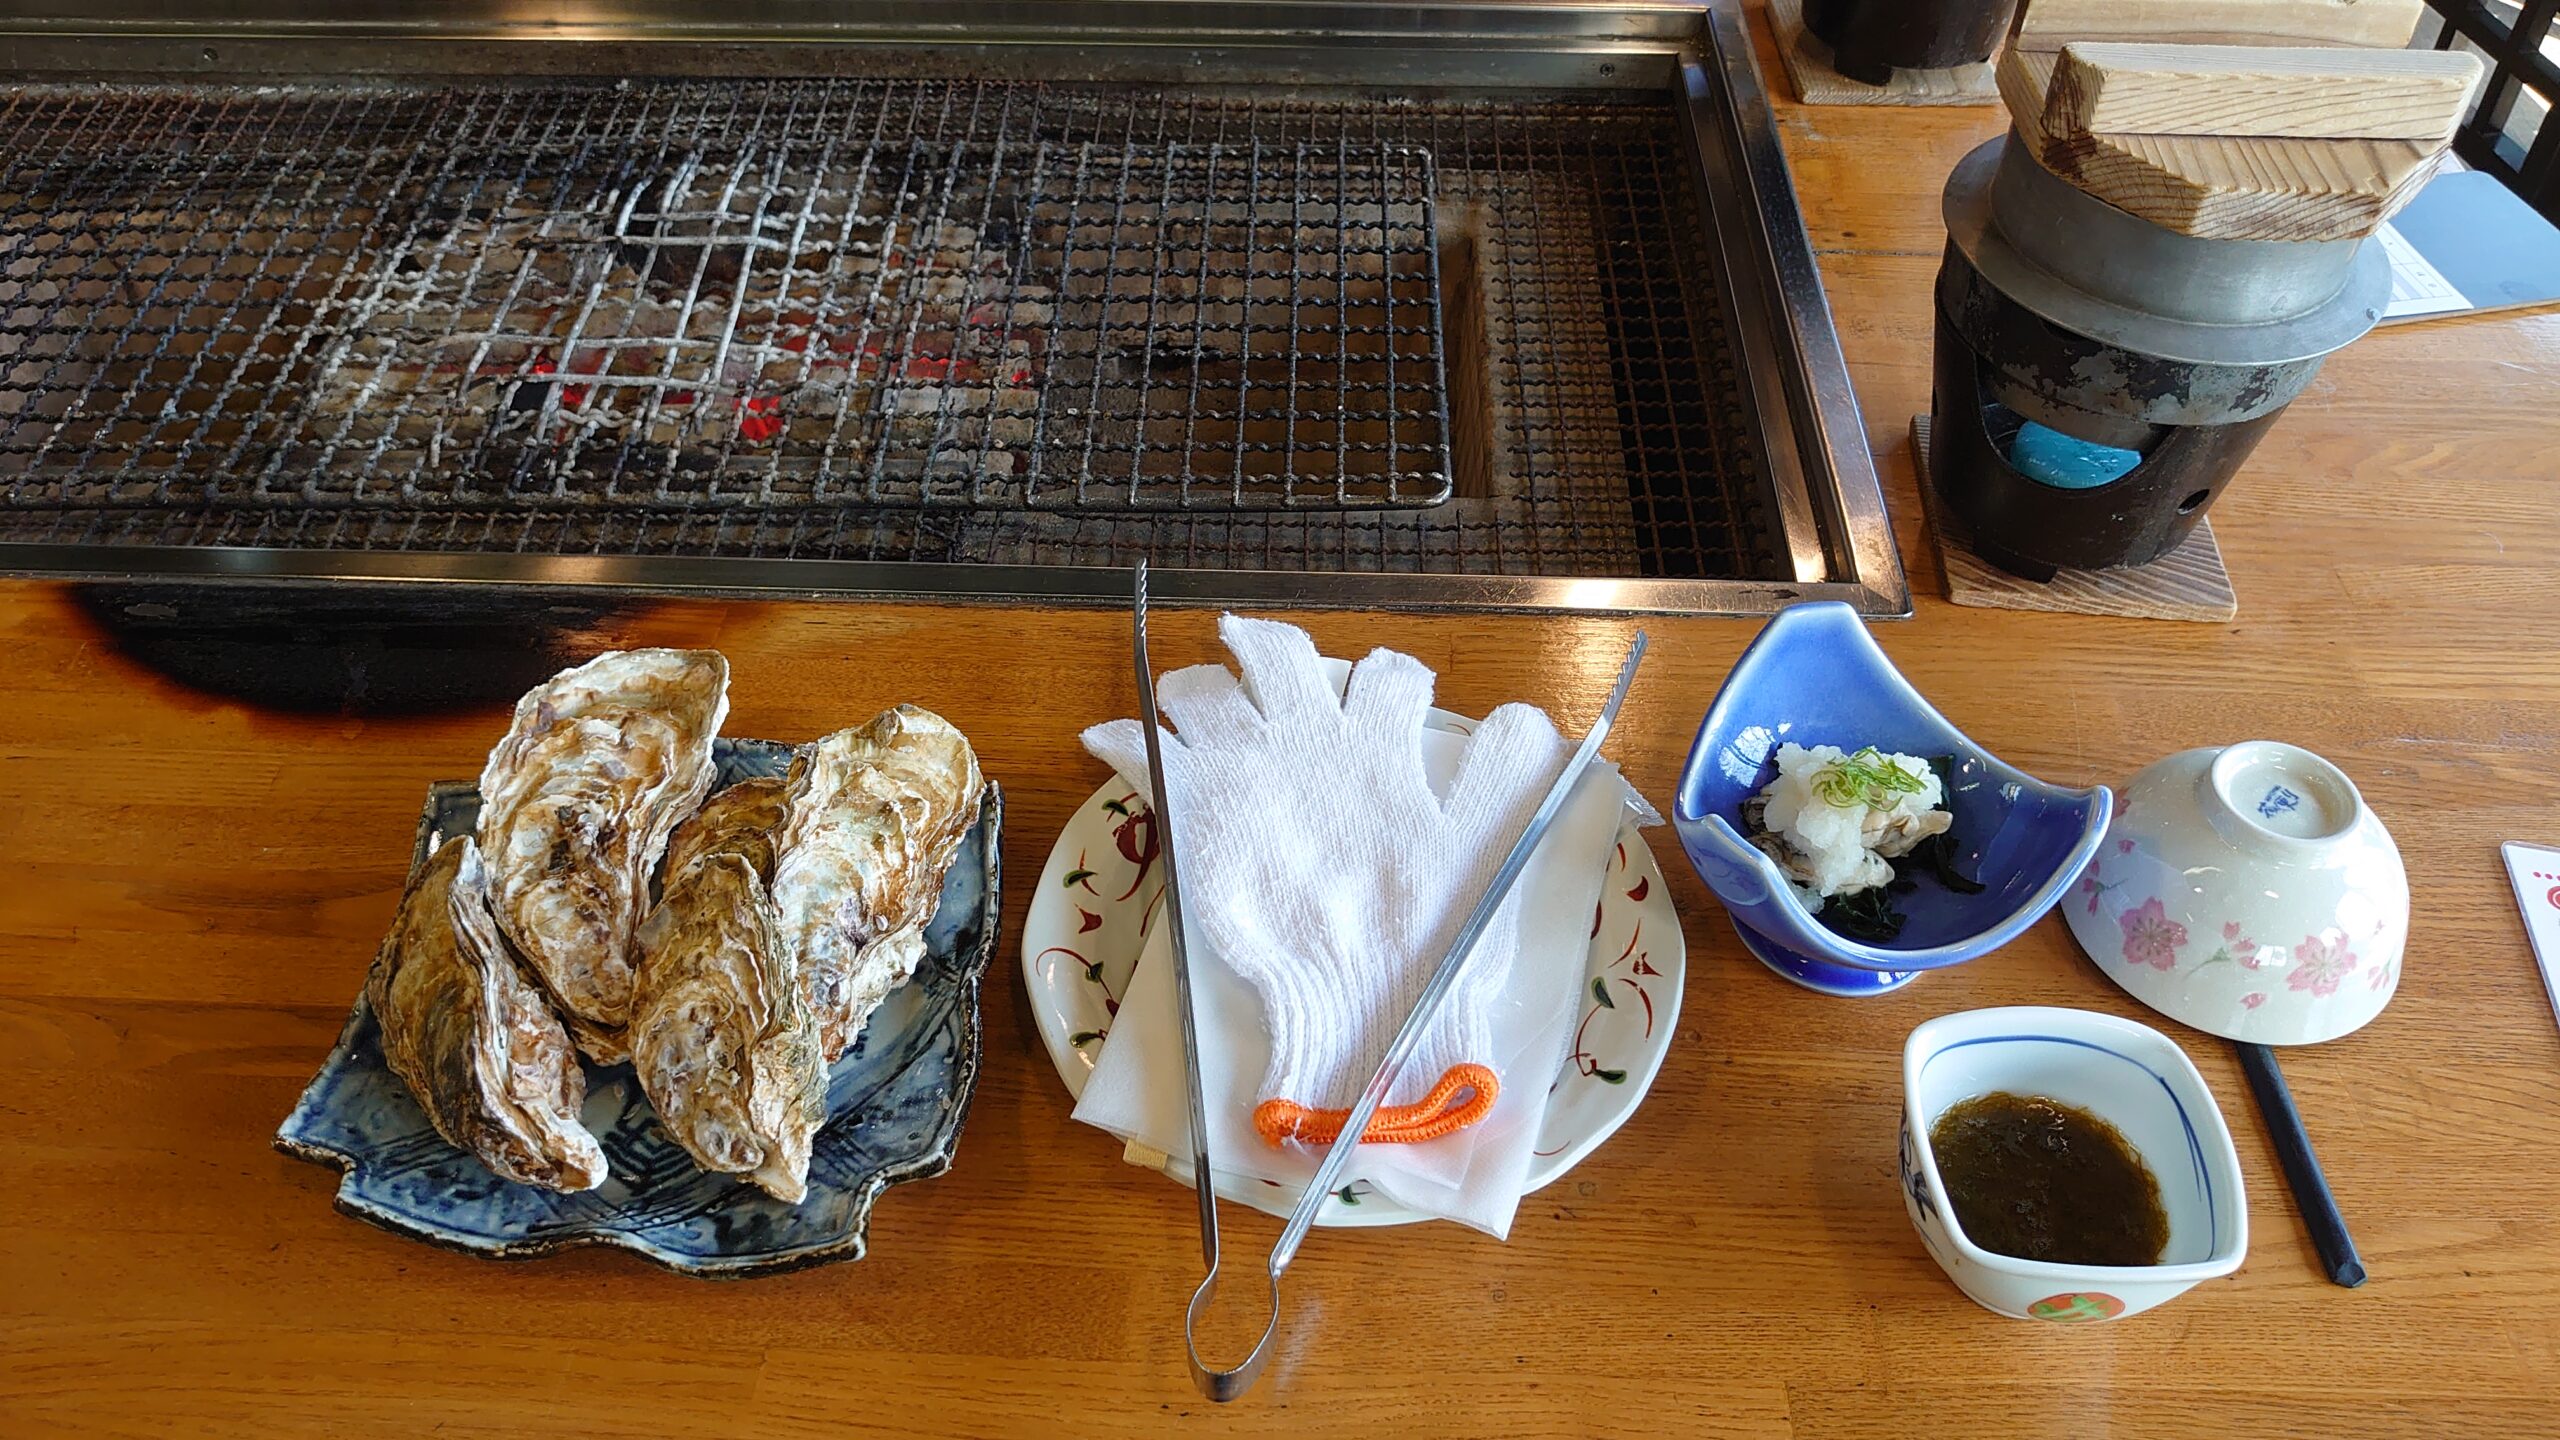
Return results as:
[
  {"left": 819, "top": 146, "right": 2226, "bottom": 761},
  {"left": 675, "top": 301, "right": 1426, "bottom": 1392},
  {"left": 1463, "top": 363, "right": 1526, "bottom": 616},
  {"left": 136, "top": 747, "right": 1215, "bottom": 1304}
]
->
[{"left": 1250, "top": 1063, "right": 1499, "bottom": 1147}]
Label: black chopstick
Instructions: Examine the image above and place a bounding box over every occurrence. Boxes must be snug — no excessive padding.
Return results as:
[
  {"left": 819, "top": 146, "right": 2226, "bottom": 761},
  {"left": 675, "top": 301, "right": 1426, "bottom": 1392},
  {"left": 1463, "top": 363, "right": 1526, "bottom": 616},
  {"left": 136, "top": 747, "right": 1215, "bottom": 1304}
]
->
[{"left": 2234, "top": 1041, "right": 2367, "bottom": 1288}]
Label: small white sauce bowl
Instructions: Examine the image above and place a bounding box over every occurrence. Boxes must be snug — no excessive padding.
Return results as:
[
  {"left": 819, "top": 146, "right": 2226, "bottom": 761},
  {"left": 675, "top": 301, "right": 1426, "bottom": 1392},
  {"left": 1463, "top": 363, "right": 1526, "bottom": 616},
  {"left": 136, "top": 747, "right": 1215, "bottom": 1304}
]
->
[{"left": 1900, "top": 1007, "right": 2249, "bottom": 1323}]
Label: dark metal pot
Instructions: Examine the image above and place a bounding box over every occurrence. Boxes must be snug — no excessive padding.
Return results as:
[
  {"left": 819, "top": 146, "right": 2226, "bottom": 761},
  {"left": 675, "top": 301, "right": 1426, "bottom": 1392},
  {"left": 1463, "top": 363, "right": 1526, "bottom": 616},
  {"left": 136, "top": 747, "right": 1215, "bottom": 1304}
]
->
[
  {"left": 1929, "top": 136, "right": 2389, "bottom": 579},
  {"left": 1804, "top": 0, "right": 2019, "bottom": 85},
  {"left": 1928, "top": 304, "right": 2287, "bottom": 579}
]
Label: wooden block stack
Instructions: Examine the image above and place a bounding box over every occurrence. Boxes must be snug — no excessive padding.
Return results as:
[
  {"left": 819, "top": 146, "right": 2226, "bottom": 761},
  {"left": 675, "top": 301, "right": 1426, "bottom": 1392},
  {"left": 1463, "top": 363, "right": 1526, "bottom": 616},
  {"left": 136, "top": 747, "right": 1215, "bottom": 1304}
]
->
[{"left": 1997, "top": 0, "right": 2481, "bottom": 240}]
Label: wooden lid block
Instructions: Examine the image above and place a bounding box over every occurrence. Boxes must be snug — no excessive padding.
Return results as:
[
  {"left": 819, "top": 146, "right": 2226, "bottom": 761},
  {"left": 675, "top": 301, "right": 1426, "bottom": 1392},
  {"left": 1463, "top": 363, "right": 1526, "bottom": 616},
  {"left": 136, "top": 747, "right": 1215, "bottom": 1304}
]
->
[
  {"left": 2012, "top": 0, "right": 2426, "bottom": 51},
  {"left": 2045, "top": 42, "right": 2481, "bottom": 141},
  {"left": 1997, "top": 47, "right": 2447, "bottom": 240},
  {"left": 2066, "top": 129, "right": 2447, "bottom": 238}
]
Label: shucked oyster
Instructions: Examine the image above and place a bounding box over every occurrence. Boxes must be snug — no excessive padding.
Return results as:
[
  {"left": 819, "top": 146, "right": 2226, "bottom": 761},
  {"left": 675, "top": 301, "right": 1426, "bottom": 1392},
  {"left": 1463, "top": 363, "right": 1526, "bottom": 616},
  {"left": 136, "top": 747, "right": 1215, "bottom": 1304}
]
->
[
  {"left": 368, "top": 836, "right": 608, "bottom": 1192},
  {"left": 630, "top": 850, "right": 827, "bottom": 1203},
  {"left": 476, "top": 648, "right": 729, "bottom": 1063},
  {"left": 771, "top": 705, "right": 984, "bottom": 1062},
  {"left": 661, "top": 775, "right": 787, "bottom": 887}
]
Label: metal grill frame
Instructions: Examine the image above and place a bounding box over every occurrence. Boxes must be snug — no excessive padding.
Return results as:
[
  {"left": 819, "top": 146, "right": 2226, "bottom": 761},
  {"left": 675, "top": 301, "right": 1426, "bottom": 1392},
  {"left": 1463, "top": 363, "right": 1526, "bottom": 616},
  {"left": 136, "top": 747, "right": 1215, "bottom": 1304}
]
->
[{"left": 0, "top": 0, "right": 1907, "bottom": 618}]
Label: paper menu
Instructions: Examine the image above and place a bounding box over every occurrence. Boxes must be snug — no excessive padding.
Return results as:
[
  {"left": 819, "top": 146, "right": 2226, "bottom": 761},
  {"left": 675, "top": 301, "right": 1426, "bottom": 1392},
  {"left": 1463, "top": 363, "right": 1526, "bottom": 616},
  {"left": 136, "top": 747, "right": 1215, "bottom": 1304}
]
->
[
  {"left": 2379, "top": 222, "right": 2467, "bottom": 321},
  {"left": 2376, "top": 170, "right": 2560, "bottom": 326},
  {"left": 2502, "top": 842, "right": 2560, "bottom": 1033}
]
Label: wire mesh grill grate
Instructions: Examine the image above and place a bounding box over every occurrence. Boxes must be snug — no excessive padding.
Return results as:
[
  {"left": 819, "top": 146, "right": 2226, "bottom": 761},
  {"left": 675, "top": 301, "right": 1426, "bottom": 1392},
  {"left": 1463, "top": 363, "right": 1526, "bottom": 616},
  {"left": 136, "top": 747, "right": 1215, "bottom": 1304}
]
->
[
  {"left": 0, "top": 78, "right": 1782, "bottom": 581},
  {"left": 0, "top": 84, "right": 1446, "bottom": 515}
]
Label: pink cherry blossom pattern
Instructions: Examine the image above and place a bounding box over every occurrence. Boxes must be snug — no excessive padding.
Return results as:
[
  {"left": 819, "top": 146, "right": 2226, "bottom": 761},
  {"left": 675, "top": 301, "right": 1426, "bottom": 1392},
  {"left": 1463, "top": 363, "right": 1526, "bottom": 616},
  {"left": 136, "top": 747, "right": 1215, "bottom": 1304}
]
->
[
  {"left": 2220, "top": 921, "right": 2265, "bottom": 967},
  {"left": 2241, "top": 993, "right": 2266, "bottom": 1010},
  {"left": 2119, "top": 897, "right": 2188, "bottom": 972},
  {"left": 2288, "top": 932, "right": 2359, "bottom": 996}
]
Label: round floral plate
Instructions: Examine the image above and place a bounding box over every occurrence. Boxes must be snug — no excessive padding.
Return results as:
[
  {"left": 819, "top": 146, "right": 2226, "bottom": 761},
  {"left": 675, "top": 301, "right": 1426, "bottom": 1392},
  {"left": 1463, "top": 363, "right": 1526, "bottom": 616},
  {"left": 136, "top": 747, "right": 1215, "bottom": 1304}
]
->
[{"left": 1023, "top": 719, "right": 1685, "bottom": 1228}]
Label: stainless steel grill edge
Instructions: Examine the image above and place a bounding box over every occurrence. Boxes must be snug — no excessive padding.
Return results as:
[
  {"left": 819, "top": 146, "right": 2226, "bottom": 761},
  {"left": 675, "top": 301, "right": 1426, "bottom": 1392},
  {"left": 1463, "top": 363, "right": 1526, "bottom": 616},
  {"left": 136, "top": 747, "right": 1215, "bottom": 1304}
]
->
[{"left": 0, "top": 1, "right": 1907, "bottom": 617}]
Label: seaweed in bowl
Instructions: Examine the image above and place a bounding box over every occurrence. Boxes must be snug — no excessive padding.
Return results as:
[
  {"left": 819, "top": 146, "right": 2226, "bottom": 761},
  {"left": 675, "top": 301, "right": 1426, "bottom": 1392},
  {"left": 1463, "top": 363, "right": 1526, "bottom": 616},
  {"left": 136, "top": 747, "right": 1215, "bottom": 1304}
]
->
[{"left": 1740, "top": 747, "right": 1985, "bottom": 943}]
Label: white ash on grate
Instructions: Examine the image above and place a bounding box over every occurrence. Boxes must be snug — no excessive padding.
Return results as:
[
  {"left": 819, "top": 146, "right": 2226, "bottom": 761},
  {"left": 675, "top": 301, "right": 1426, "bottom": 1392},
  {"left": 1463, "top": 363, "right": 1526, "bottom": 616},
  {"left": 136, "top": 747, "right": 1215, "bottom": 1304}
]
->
[{"left": 295, "top": 212, "right": 1053, "bottom": 495}]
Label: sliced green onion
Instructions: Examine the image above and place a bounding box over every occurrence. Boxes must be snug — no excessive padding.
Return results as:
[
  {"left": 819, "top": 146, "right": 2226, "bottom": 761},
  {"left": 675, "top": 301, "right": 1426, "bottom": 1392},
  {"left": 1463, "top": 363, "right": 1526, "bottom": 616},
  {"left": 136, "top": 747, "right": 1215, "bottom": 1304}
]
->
[{"left": 1810, "top": 747, "right": 1930, "bottom": 809}]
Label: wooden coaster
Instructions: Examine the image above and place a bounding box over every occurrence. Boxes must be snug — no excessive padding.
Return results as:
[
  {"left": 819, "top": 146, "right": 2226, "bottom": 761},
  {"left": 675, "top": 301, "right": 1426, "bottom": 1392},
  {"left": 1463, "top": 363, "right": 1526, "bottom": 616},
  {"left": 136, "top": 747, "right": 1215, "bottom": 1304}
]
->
[
  {"left": 1767, "top": 0, "right": 2003, "bottom": 107},
  {"left": 1911, "top": 415, "right": 2238, "bottom": 622}
]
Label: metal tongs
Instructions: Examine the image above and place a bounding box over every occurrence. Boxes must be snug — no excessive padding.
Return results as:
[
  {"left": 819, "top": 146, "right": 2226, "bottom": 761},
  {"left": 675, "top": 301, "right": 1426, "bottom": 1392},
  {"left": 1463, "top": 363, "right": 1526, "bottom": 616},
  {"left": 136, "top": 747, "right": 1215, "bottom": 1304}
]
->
[{"left": 1130, "top": 561, "right": 1647, "bottom": 1402}]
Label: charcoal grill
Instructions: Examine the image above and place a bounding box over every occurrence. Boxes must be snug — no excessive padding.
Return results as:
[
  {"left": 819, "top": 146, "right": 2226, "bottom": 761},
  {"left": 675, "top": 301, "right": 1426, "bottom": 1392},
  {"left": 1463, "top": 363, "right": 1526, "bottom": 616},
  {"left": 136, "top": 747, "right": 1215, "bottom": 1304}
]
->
[{"left": 0, "top": 1, "right": 1905, "bottom": 616}]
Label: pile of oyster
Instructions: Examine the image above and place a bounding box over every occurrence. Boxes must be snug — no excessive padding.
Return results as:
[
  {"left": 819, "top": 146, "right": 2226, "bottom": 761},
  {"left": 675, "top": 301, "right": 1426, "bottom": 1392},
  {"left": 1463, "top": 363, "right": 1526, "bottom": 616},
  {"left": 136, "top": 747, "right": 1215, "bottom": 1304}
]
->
[{"left": 365, "top": 649, "right": 984, "bottom": 1204}]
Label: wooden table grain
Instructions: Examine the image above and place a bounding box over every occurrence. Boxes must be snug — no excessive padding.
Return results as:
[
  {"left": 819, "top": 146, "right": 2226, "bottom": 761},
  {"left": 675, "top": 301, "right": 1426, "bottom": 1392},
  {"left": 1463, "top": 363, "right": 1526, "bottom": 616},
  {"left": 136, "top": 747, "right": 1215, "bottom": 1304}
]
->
[{"left": 7, "top": 13, "right": 2560, "bottom": 1437}]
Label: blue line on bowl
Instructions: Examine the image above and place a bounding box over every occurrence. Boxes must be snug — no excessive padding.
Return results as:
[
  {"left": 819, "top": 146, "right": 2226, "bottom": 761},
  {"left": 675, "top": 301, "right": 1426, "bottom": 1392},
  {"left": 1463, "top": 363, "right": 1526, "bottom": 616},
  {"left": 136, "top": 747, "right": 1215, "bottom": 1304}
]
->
[{"left": 1932, "top": 1033, "right": 2217, "bottom": 1257}]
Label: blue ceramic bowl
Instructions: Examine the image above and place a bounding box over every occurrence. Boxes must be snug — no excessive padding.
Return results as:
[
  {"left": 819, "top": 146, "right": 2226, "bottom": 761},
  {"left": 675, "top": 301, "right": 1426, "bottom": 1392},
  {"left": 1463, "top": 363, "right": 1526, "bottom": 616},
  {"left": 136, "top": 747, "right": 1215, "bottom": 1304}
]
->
[{"left": 1673, "top": 603, "right": 2111, "bottom": 996}]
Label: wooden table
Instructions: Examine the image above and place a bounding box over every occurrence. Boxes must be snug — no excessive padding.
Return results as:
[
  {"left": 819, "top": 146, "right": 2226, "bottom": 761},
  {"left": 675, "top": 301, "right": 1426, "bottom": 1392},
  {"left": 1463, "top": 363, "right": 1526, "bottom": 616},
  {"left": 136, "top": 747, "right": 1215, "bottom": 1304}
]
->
[{"left": 7, "top": 14, "right": 2559, "bottom": 1437}]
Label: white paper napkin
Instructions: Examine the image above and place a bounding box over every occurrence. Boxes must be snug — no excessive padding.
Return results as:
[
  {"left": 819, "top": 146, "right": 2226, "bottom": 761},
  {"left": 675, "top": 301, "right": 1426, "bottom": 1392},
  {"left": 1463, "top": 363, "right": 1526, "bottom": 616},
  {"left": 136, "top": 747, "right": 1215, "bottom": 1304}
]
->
[{"left": 1070, "top": 724, "right": 1644, "bottom": 1238}]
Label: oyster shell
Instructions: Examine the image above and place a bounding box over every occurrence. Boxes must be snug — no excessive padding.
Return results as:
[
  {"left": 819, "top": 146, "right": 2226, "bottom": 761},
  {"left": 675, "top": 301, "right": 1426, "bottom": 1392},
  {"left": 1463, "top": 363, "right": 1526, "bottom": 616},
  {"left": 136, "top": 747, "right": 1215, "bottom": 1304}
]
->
[
  {"left": 771, "top": 704, "right": 984, "bottom": 1061},
  {"left": 367, "top": 835, "right": 608, "bottom": 1192},
  {"left": 630, "top": 850, "right": 827, "bottom": 1203},
  {"left": 661, "top": 775, "right": 787, "bottom": 887},
  {"left": 476, "top": 648, "right": 729, "bottom": 1063}
]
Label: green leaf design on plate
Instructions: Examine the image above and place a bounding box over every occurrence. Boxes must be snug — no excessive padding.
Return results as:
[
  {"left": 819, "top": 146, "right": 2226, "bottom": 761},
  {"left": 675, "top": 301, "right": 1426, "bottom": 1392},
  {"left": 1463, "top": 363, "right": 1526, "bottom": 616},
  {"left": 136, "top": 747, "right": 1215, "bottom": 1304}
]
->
[
  {"left": 1594, "top": 1067, "right": 1628, "bottom": 1084},
  {"left": 1592, "top": 977, "right": 1615, "bottom": 1009},
  {"left": 1102, "top": 798, "right": 1130, "bottom": 816},
  {"left": 1070, "top": 1030, "right": 1104, "bottom": 1046},
  {"left": 1063, "top": 867, "right": 1096, "bottom": 888},
  {"left": 1336, "top": 1187, "right": 1360, "bottom": 1205}
]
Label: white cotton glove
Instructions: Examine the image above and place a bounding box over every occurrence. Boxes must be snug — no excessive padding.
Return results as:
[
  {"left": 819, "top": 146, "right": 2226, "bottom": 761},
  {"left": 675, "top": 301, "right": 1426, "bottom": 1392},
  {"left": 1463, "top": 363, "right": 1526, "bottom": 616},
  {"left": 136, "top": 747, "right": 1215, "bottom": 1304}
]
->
[{"left": 1082, "top": 615, "right": 1568, "bottom": 1149}]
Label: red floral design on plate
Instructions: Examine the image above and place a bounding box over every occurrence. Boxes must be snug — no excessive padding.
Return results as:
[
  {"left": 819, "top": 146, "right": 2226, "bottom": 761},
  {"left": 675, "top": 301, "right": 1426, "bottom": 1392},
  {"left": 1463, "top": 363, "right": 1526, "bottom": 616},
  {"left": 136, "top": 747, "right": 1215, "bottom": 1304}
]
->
[
  {"left": 1564, "top": 916, "right": 1658, "bottom": 1089},
  {"left": 1103, "top": 796, "right": 1159, "bottom": 901},
  {"left": 1048, "top": 794, "right": 1163, "bottom": 1047},
  {"left": 1063, "top": 846, "right": 1100, "bottom": 896},
  {"left": 1038, "top": 943, "right": 1119, "bottom": 1047}
]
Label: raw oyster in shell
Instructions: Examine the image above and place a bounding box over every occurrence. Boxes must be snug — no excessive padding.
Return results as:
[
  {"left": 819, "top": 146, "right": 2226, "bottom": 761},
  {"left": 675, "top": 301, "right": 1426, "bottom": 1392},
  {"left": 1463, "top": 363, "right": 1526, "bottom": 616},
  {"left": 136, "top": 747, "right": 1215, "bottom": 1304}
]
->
[
  {"left": 476, "top": 648, "right": 730, "bottom": 1063},
  {"left": 367, "top": 836, "right": 608, "bottom": 1192},
  {"left": 630, "top": 850, "right": 827, "bottom": 1203},
  {"left": 771, "top": 705, "right": 985, "bottom": 1062},
  {"left": 661, "top": 775, "right": 787, "bottom": 887}
]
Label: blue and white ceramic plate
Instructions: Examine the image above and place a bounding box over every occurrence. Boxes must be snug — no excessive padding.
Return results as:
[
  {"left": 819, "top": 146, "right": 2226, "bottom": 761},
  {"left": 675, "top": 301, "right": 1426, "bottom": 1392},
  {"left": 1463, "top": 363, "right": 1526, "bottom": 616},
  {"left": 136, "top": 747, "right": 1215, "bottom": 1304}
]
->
[{"left": 276, "top": 739, "right": 1001, "bottom": 1276}]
